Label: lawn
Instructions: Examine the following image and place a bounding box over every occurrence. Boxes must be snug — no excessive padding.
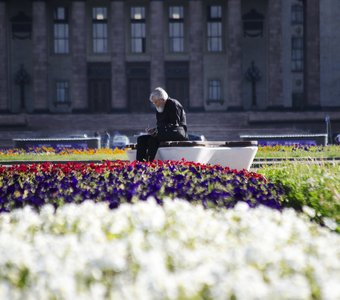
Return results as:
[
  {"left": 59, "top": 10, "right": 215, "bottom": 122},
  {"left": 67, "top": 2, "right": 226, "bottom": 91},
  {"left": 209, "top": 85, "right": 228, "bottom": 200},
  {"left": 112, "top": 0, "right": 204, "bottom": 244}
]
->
[{"left": 255, "top": 145, "right": 340, "bottom": 159}]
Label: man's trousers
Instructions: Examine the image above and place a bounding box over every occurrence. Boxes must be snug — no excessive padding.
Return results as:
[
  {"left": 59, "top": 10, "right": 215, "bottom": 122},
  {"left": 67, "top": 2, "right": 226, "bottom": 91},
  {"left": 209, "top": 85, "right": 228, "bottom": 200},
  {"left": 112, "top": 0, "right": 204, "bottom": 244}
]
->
[
  {"left": 136, "top": 128, "right": 187, "bottom": 162},
  {"left": 136, "top": 135, "right": 159, "bottom": 162}
]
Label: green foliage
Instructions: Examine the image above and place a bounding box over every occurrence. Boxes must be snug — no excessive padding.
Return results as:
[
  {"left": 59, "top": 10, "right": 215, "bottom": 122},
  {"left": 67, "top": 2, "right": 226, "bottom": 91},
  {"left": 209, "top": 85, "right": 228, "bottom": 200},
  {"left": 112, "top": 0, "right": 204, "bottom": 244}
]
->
[{"left": 259, "top": 161, "right": 340, "bottom": 232}]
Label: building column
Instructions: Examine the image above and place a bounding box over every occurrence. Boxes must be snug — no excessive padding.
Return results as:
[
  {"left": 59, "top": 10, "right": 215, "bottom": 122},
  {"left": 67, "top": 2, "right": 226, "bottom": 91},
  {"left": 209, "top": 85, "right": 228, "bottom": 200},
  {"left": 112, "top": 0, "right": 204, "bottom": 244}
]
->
[
  {"left": 111, "top": 0, "right": 126, "bottom": 110},
  {"left": 267, "top": 0, "right": 283, "bottom": 108},
  {"left": 0, "top": 0, "right": 8, "bottom": 111},
  {"left": 32, "top": 0, "right": 48, "bottom": 111},
  {"left": 227, "top": 0, "right": 243, "bottom": 109},
  {"left": 304, "top": 0, "right": 320, "bottom": 108},
  {"left": 189, "top": 0, "right": 204, "bottom": 110},
  {"left": 150, "top": 0, "right": 165, "bottom": 90},
  {"left": 71, "top": 1, "right": 87, "bottom": 111}
]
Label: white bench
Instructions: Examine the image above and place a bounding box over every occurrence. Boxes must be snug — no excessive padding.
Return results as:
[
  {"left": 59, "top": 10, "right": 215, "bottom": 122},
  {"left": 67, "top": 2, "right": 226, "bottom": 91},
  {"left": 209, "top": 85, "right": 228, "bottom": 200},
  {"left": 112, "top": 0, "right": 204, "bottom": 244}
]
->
[{"left": 126, "top": 141, "right": 258, "bottom": 171}]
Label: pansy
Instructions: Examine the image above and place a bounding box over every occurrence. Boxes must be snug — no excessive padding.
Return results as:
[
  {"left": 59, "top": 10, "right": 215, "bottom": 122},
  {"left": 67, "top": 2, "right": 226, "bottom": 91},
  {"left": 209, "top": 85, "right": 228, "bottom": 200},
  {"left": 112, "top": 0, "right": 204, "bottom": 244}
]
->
[{"left": 0, "top": 161, "right": 285, "bottom": 213}]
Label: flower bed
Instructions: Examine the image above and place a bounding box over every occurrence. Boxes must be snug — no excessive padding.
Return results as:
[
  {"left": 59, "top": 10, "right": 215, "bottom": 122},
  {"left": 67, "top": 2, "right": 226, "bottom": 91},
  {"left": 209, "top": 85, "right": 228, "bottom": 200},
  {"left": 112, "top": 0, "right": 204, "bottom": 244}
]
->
[
  {"left": 0, "top": 146, "right": 125, "bottom": 156},
  {"left": 0, "top": 147, "right": 127, "bottom": 162},
  {"left": 0, "top": 199, "right": 339, "bottom": 299},
  {"left": 0, "top": 161, "right": 284, "bottom": 213}
]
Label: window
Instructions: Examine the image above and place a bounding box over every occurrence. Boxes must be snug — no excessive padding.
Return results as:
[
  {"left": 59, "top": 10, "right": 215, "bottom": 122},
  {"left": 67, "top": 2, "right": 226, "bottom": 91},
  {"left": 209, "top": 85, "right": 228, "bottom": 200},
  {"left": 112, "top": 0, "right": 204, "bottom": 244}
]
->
[
  {"left": 207, "top": 6, "right": 222, "bottom": 52},
  {"left": 56, "top": 81, "right": 70, "bottom": 103},
  {"left": 208, "top": 80, "right": 222, "bottom": 101},
  {"left": 130, "top": 7, "right": 146, "bottom": 53},
  {"left": 292, "top": 37, "right": 303, "bottom": 72},
  {"left": 92, "top": 7, "right": 108, "bottom": 53},
  {"left": 169, "top": 6, "right": 184, "bottom": 52},
  {"left": 291, "top": 4, "right": 303, "bottom": 25},
  {"left": 53, "top": 7, "right": 69, "bottom": 54}
]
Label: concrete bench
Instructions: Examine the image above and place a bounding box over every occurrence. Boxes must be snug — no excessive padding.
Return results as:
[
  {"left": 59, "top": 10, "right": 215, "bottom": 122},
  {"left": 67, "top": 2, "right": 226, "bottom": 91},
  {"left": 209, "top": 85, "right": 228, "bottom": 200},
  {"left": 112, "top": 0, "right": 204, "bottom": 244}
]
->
[{"left": 126, "top": 141, "right": 258, "bottom": 171}]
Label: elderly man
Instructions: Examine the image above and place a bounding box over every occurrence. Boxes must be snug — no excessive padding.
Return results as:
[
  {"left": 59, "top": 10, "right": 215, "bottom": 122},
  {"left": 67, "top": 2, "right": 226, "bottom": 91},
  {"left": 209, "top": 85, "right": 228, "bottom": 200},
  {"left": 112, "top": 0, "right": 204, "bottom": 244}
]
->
[{"left": 136, "top": 87, "right": 188, "bottom": 161}]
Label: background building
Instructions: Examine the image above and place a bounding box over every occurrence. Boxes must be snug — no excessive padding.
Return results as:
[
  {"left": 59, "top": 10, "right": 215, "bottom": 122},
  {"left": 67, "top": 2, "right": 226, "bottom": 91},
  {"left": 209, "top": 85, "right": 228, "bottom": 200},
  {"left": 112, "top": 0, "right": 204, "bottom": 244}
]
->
[{"left": 0, "top": 0, "right": 340, "bottom": 142}]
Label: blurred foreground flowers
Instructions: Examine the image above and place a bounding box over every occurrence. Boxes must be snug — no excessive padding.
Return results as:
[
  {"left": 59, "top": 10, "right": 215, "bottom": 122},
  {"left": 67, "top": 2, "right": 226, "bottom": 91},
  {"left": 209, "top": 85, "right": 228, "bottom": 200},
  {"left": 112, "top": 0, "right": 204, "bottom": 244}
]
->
[{"left": 0, "top": 199, "right": 339, "bottom": 300}]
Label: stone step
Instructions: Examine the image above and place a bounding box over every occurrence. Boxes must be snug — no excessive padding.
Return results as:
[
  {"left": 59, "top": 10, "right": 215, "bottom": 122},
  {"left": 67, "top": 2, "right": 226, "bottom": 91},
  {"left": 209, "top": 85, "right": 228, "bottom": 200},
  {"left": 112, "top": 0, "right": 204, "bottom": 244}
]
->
[{"left": 1, "top": 111, "right": 339, "bottom": 147}]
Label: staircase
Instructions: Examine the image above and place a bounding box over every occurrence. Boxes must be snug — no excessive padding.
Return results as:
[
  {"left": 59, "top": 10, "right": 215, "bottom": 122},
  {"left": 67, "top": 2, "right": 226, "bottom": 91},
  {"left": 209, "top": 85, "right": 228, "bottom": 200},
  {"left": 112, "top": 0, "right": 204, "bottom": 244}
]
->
[{"left": 0, "top": 111, "right": 339, "bottom": 147}]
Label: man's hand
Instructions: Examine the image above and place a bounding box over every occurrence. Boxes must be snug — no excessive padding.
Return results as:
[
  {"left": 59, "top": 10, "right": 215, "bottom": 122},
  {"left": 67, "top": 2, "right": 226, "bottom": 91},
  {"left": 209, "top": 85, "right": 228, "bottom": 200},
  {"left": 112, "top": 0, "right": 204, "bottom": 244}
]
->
[{"left": 146, "top": 127, "right": 158, "bottom": 136}]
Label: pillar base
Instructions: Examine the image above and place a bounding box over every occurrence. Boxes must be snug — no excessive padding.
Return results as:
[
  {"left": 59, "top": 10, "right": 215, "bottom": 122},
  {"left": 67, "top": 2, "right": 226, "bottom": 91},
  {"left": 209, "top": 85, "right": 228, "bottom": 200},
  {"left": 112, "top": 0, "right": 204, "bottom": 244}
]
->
[
  {"left": 265, "top": 105, "right": 285, "bottom": 111},
  {"left": 227, "top": 106, "right": 243, "bottom": 112},
  {"left": 188, "top": 106, "right": 205, "bottom": 112},
  {"left": 111, "top": 108, "right": 129, "bottom": 113}
]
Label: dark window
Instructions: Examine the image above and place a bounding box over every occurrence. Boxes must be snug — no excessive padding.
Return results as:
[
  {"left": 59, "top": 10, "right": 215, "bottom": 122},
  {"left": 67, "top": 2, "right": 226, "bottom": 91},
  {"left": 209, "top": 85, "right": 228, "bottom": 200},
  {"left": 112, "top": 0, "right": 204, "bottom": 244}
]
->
[
  {"left": 53, "top": 7, "right": 69, "bottom": 54},
  {"left": 169, "top": 6, "right": 184, "bottom": 52},
  {"left": 292, "top": 37, "right": 303, "bottom": 72},
  {"left": 207, "top": 6, "right": 222, "bottom": 52},
  {"left": 56, "top": 81, "right": 69, "bottom": 103},
  {"left": 130, "top": 7, "right": 146, "bottom": 53},
  {"left": 208, "top": 80, "right": 222, "bottom": 101},
  {"left": 165, "top": 62, "right": 189, "bottom": 109},
  {"left": 291, "top": 4, "right": 303, "bottom": 25},
  {"left": 92, "top": 7, "right": 108, "bottom": 53},
  {"left": 126, "top": 63, "right": 151, "bottom": 112},
  {"left": 87, "top": 63, "right": 112, "bottom": 112}
]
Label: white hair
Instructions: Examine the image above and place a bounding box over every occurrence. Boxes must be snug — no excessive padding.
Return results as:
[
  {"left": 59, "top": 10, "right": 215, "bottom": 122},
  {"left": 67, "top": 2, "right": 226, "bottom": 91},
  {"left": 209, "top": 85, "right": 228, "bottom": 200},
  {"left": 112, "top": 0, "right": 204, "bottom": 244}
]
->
[{"left": 149, "top": 87, "right": 168, "bottom": 102}]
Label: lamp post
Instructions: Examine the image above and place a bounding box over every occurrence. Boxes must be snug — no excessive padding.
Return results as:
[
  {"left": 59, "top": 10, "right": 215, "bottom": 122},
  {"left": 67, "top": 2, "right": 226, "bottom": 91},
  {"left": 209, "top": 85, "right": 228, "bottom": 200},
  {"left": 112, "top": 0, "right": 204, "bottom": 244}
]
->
[
  {"left": 245, "top": 61, "right": 261, "bottom": 108},
  {"left": 325, "top": 115, "right": 332, "bottom": 145},
  {"left": 15, "top": 64, "right": 30, "bottom": 112}
]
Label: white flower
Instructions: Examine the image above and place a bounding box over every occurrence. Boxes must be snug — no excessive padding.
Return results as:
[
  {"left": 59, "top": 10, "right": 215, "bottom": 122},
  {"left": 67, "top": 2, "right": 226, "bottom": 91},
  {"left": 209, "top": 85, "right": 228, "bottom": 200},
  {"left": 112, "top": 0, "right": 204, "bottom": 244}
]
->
[
  {"left": 0, "top": 198, "right": 339, "bottom": 299},
  {"left": 302, "top": 205, "right": 316, "bottom": 218},
  {"left": 323, "top": 217, "right": 337, "bottom": 231}
]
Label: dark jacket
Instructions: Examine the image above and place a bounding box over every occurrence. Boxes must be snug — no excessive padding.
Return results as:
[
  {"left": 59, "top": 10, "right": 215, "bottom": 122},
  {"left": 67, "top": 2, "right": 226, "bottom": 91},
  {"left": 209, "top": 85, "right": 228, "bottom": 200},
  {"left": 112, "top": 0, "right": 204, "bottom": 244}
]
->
[{"left": 156, "top": 98, "right": 188, "bottom": 141}]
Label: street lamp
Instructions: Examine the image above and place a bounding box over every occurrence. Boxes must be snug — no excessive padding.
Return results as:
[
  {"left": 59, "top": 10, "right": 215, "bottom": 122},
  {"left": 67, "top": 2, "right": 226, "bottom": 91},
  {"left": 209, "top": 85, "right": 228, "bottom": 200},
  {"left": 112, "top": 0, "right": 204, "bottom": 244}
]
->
[
  {"left": 15, "top": 64, "right": 30, "bottom": 112},
  {"left": 245, "top": 61, "right": 261, "bottom": 108}
]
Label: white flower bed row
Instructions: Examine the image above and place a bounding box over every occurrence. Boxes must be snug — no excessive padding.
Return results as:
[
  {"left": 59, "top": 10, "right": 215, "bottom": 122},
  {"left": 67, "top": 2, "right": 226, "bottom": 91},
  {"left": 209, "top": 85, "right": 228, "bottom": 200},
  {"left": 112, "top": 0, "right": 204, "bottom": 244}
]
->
[{"left": 0, "top": 199, "right": 339, "bottom": 300}]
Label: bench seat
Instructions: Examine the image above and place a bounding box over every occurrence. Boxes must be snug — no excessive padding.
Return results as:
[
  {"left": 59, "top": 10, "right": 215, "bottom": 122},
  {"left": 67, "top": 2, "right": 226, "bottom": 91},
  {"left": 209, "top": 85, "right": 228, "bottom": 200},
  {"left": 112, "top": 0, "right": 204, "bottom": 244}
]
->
[{"left": 126, "top": 140, "right": 258, "bottom": 170}]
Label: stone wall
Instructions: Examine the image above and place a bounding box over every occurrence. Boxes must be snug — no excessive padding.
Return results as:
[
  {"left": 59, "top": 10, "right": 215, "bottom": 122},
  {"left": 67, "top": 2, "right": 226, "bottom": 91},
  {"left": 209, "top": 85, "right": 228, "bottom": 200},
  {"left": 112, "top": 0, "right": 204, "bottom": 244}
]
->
[
  {"left": 2, "top": 0, "right": 339, "bottom": 114},
  {"left": 320, "top": 0, "right": 340, "bottom": 107},
  {"left": 71, "top": 1, "right": 87, "bottom": 111},
  {"left": 32, "top": 0, "right": 48, "bottom": 111},
  {"left": 0, "top": 1, "right": 8, "bottom": 111}
]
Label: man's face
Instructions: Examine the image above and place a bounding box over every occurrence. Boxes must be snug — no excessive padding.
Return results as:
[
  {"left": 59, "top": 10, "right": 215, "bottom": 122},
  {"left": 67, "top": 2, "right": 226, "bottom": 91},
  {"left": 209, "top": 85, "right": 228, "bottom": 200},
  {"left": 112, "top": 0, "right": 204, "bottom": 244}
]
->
[{"left": 151, "top": 96, "right": 165, "bottom": 112}]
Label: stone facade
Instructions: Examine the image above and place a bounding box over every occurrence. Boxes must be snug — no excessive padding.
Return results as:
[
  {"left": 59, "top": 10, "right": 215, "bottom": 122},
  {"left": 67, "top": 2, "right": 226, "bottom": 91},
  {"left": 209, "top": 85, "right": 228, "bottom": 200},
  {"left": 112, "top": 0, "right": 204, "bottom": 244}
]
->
[
  {"left": 150, "top": 0, "right": 165, "bottom": 90},
  {"left": 227, "top": 0, "right": 242, "bottom": 109},
  {"left": 111, "top": 0, "right": 127, "bottom": 110},
  {"left": 320, "top": 0, "right": 340, "bottom": 108},
  {"left": 304, "top": 0, "right": 320, "bottom": 108},
  {"left": 32, "top": 0, "right": 48, "bottom": 111},
  {"left": 1, "top": 0, "right": 339, "bottom": 114},
  {"left": 189, "top": 0, "right": 204, "bottom": 110},
  {"left": 71, "top": 1, "right": 87, "bottom": 111},
  {"left": 267, "top": 0, "right": 283, "bottom": 108},
  {"left": 0, "top": 1, "right": 8, "bottom": 111}
]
